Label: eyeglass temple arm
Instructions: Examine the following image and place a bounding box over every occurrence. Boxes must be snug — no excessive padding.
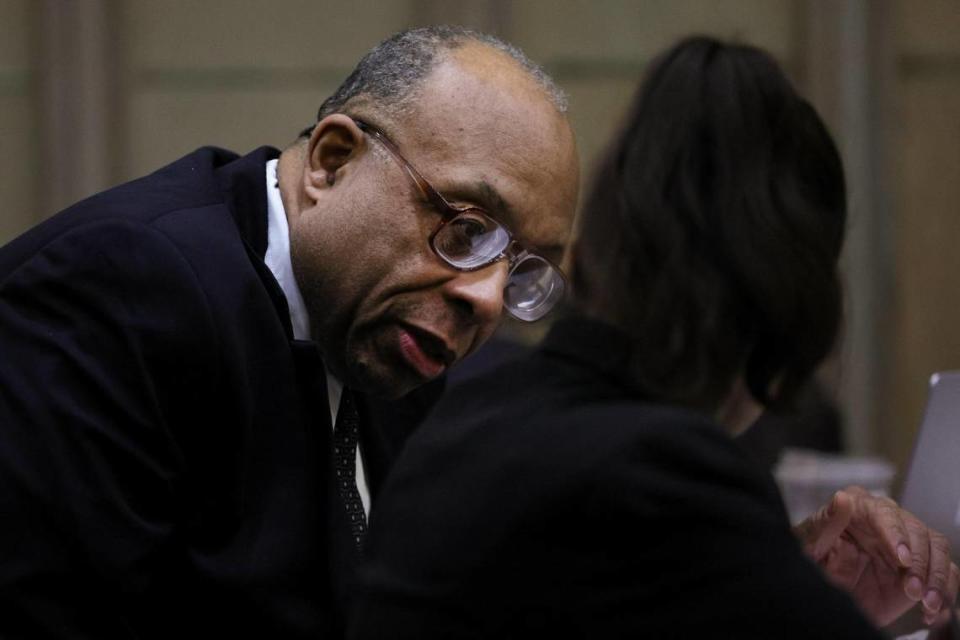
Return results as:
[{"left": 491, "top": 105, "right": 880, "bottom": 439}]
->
[{"left": 352, "top": 119, "right": 452, "bottom": 212}]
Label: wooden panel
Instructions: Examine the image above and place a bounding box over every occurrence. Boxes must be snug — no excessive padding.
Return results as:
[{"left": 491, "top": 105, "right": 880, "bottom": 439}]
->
[
  {"left": 124, "top": 0, "right": 415, "bottom": 70},
  {"left": 0, "top": 0, "right": 30, "bottom": 71},
  {"left": 888, "top": 74, "right": 960, "bottom": 469},
  {"left": 124, "top": 87, "right": 336, "bottom": 180},
  {"left": 0, "top": 95, "right": 36, "bottom": 243},
  {"left": 511, "top": 0, "right": 797, "bottom": 63},
  {"left": 0, "top": 0, "right": 34, "bottom": 244},
  {"left": 896, "top": 0, "right": 960, "bottom": 56},
  {"left": 119, "top": 1, "right": 423, "bottom": 187},
  {"left": 564, "top": 76, "right": 637, "bottom": 182}
]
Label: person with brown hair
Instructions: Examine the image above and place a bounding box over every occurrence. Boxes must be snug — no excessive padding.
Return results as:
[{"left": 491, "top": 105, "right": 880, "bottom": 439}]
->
[{"left": 349, "top": 36, "right": 958, "bottom": 638}]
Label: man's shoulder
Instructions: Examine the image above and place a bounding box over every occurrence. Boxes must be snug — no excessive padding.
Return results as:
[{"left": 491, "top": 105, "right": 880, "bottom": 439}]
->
[
  {"left": 0, "top": 146, "right": 276, "bottom": 278},
  {"left": 62, "top": 146, "right": 245, "bottom": 226}
]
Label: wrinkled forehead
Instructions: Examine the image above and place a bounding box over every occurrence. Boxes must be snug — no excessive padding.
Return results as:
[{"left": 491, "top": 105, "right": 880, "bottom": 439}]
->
[{"left": 393, "top": 45, "right": 580, "bottom": 260}]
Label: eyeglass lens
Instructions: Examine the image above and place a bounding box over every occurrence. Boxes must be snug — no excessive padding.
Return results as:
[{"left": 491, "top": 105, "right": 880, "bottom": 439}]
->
[
  {"left": 505, "top": 256, "right": 564, "bottom": 321},
  {"left": 432, "top": 212, "right": 563, "bottom": 321},
  {"left": 433, "top": 211, "right": 510, "bottom": 270},
  {"left": 353, "top": 118, "right": 564, "bottom": 321}
]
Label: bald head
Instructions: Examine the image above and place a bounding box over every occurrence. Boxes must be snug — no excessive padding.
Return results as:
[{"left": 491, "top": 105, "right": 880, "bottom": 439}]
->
[
  {"left": 389, "top": 40, "right": 580, "bottom": 256},
  {"left": 301, "top": 26, "right": 567, "bottom": 137},
  {"left": 279, "top": 29, "right": 578, "bottom": 398}
]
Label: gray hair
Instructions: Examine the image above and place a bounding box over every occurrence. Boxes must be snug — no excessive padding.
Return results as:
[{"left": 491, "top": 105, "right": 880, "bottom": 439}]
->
[{"left": 300, "top": 26, "right": 566, "bottom": 137}]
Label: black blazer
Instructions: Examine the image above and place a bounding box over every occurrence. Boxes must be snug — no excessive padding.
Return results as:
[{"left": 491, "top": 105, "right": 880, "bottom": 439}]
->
[
  {"left": 0, "top": 147, "right": 440, "bottom": 638},
  {"left": 350, "top": 315, "right": 886, "bottom": 639}
]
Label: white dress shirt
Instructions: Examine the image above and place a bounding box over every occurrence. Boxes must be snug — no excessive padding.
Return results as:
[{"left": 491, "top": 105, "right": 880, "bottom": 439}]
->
[{"left": 264, "top": 159, "right": 370, "bottom": 518}]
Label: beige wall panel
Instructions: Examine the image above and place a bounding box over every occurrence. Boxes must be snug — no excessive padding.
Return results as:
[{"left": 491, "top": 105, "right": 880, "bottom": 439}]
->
[
  {"left": 511, "top": 0, "right": 797, "bottom": 63},
  {"left": 888, "top": 75, "right": 960, "bottom": 469},
  {"left": 564, "top": 76, "right": 637, "bottom": 180},
  {"left": 125, "top": 0, "right": 414, "bottom": 70},
  {"left": 0, "top": 95, "right": 36, "bottom": 244},
  {"left": 0, "top": 0, "right": 33, "bottom": 244},
  {"left": 896, "top": 0, "right": 960, "bottom": 56},
  {"left": 125, "top": 87, "right": 338, "bottom": 180},
  {"left": 0, "top": 0, "right": 30, "bottom": 71}
]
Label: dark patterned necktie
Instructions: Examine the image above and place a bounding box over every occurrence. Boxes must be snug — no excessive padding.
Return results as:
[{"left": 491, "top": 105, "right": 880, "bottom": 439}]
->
[{"left": 333, "top": 388, "right": 367, "bottom": 551}]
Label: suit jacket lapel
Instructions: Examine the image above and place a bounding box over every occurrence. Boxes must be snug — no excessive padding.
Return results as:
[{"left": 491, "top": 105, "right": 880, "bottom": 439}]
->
[{"left": 214, "top": 146, "right": 294, "bottom": 339}]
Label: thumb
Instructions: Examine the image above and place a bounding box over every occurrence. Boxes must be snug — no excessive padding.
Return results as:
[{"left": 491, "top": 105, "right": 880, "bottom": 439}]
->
[{"left": 794, "top": 490, "right": 854, "bottom": 562}]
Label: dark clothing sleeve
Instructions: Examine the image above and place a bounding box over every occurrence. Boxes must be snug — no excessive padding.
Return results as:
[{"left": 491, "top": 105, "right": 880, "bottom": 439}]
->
[
  {"left": 0, "top": 220, "right": 218, "bottom": 637},
  {"left": 350, "top": 395, "right": 887, "bottom": 640},
  {"left": 1, "top": 146, "right": 424, "bottom": 637}
]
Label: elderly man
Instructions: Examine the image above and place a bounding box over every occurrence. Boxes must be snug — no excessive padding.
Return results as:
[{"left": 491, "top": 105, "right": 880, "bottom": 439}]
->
[
  {"left": 0, "top": 27, "right": 576, "bottom": 638},
  {"left": 0, "top": 26, "right": 951, "bottom": 639}
]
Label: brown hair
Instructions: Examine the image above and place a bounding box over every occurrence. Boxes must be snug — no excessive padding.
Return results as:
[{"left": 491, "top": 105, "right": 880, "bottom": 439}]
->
[{"left": 572, "top": 36, "right": 846, "bottom": 412}]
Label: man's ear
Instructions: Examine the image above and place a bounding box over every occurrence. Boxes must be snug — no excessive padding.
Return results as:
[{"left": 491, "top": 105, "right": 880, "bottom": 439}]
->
[{"left": 304, "top": 114, "right": 365, "bottom": 200}]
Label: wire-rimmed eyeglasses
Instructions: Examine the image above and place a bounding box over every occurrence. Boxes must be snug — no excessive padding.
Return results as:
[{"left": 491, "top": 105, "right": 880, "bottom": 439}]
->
[{"left": 352, "top": 118, "right": 566, "bottom": 322}]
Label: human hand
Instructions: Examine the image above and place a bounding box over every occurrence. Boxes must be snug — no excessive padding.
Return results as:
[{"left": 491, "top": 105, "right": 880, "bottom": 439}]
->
[{"left": 793, "top": 486, "right": 959, "bottom": 627}]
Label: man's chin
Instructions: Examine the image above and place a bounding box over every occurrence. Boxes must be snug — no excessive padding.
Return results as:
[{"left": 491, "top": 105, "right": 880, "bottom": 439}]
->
[
  {"left": 343, "top": 360, "right": 426, "bottom": 401},
  {"left": 341, "top": 330, "right": 450, "bottom": 399}
]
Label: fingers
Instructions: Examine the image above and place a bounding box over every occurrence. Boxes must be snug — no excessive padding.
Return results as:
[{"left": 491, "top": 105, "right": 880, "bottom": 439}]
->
[
  {"left": 903, "top": 512, "right": 933, "bottom": 599},
  {"left": 925, "top": 565, "right": 959, "bottom": 626},
  {"left": 924, "top": 529, "right": 951, "bottom": 609},
  {"left": 948, "top": 563, "right": 960, "bottom": 609},
  {"left": 918, "top": 527, "right": 955, "bottom": 623},
  {"left": 794, "top": 490, "right": 855, "bottom": 562},
  {"left": 821, "top": 487, "right": 959, "bottom": 626},
  {"left": 821, "top": 536, "right": 868, "bottom": 592},
  {"left": 892, "top": 507, "right": 958, "bottom": 625},
  {"left": 844, "top": 486, "right": 912, "bottom": 570}
]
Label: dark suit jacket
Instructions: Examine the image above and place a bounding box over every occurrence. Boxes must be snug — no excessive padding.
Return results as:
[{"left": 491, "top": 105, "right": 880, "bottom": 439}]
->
[
  {"left": 0, "top": 147, "right": 440, "bottom": 638},
  {"left": 349, "top": 315, "right": 886, "bottom": 639}
]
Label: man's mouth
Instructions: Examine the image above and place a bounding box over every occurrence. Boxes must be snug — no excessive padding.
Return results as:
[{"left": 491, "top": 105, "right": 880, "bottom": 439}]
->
[{"left": 396, "top": 325, "right": 456, "bottom": 380}]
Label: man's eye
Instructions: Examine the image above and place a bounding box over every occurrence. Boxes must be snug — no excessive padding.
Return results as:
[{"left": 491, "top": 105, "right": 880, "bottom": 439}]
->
[
  {"left": 435, "top": 213, "right": 500, "bottom": 259},
  {"left": 449, "top": 216, "right": 489, "bottom": 238}
]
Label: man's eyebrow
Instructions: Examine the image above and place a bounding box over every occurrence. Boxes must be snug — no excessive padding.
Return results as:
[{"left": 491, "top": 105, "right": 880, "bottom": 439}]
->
[
  {"left": 447, "top": 180, "right": 516, "bottom": 227},
  {"left": 445, "top": 180, "right": 565, "bottom": 263}
]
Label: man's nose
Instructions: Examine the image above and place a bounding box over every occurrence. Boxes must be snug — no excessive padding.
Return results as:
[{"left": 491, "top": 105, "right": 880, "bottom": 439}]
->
[{"left": 443, "top": 260, "right": 509, "bottom": 326}]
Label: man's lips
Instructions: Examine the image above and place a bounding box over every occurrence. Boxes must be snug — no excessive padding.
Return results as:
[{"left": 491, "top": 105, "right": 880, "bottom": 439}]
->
[{"left": 396, "top": 326, "right": 456, "bottom": 380}]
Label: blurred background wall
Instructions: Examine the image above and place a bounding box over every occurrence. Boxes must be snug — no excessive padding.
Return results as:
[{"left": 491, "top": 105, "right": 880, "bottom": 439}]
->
[{"left": 0, "top": 0, "right": 958, "bottom": 478}]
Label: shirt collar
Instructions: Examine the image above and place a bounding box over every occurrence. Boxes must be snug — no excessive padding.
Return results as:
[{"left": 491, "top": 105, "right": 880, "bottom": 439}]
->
[
  {"left": 264, "top": 158, "right": 311, "bottom": 341},
  {"left": 265, "top": 160, "right": 349, "bottom": 433}
]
